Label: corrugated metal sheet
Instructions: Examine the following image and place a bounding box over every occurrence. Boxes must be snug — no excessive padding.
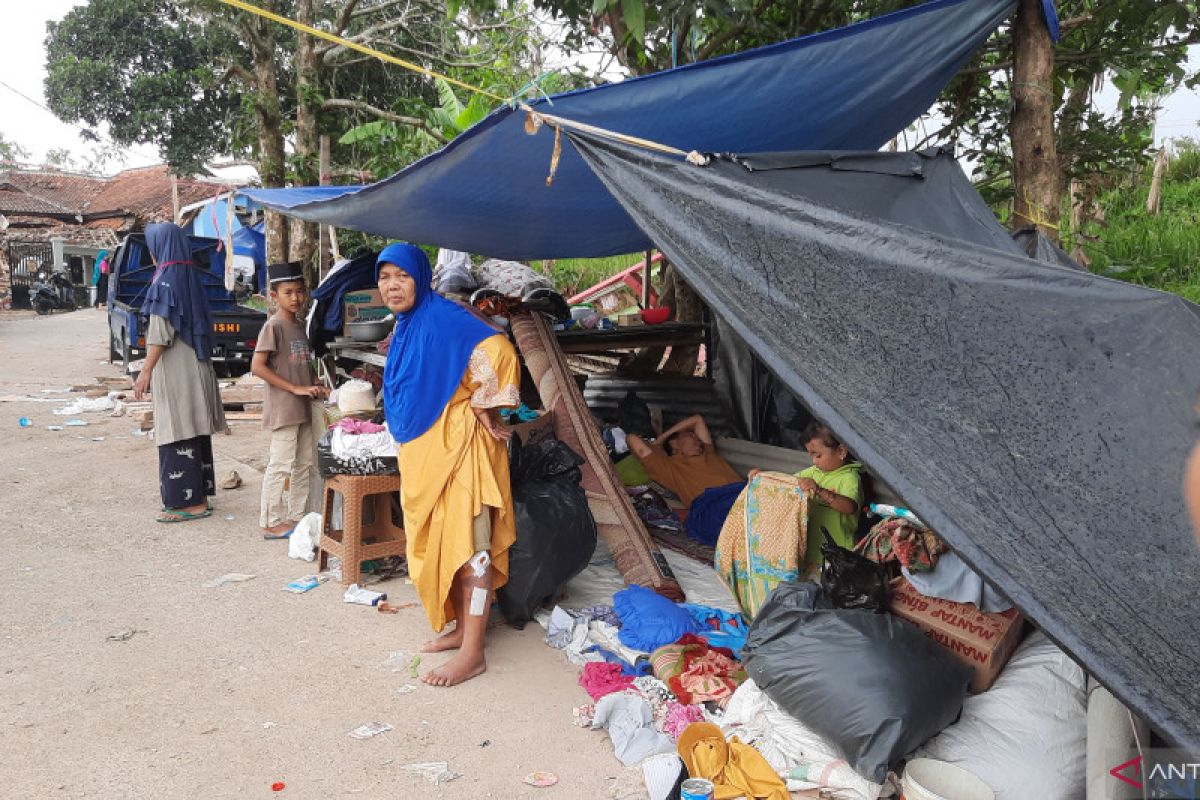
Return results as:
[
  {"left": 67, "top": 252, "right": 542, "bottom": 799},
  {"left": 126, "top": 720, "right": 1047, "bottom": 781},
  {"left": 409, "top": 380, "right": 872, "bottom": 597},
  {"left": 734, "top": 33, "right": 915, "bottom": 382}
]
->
[{"left": 582, "top": 374, "right": 732, "bottom": 436}]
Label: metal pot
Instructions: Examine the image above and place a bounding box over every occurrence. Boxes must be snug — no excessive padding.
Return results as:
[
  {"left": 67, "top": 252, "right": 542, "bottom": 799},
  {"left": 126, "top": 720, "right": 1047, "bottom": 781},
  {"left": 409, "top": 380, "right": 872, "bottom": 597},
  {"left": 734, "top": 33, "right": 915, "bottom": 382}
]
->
[{"left": 347, "top": 319, "right": 393, "bottom": 342}]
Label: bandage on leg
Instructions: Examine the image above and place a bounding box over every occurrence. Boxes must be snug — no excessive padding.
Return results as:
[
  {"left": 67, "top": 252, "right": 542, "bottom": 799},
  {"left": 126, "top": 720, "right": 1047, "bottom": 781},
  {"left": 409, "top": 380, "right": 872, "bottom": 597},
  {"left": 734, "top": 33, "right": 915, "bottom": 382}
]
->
[{"left": 469, "top": 586, "right": 489, "bottom": 616}]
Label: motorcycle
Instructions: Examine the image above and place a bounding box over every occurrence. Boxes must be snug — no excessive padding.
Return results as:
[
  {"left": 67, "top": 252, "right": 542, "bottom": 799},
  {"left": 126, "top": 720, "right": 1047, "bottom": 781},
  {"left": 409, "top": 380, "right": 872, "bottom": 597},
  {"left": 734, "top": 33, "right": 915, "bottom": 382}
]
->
[{"left": 30, "top": 271, "right": 77, "bottom": 315}]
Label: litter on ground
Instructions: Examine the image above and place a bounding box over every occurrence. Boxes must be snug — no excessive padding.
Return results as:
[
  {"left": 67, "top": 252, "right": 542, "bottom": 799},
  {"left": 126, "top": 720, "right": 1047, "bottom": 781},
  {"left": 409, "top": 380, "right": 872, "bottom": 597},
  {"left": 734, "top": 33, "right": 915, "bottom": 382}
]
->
[
  {"left": 348, "top": 722, "right": 393, "bottom": 740},
  {"left": 202, "top": 573, "right": 257, "bottom": 588},
  {"left": 402, "top": 762, "right": 461, "bottom": 785}
]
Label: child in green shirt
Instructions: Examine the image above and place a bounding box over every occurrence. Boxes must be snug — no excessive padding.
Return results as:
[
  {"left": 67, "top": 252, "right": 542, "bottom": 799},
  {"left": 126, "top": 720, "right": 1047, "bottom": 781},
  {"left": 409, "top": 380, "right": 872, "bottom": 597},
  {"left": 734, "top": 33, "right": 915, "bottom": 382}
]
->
[{"left": 795, "top": 423, "right": 863, "bottom": 569}]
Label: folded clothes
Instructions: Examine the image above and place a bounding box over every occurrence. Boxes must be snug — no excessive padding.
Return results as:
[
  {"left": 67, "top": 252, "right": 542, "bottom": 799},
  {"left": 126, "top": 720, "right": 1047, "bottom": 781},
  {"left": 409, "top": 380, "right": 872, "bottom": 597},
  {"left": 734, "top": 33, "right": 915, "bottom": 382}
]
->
[
  {"left": 334, "top": 417, "right": 387, "bottom": 435},
  {"left": 587, "top": 644, "right": 653, "bottom": 677}
]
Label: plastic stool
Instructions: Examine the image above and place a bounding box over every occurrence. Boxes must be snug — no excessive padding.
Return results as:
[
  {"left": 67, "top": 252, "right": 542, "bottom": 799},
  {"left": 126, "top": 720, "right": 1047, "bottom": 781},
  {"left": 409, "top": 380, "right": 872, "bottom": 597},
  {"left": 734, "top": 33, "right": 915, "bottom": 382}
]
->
[{"left": 317, "top": 474, "right": 406, "bottom": 585}]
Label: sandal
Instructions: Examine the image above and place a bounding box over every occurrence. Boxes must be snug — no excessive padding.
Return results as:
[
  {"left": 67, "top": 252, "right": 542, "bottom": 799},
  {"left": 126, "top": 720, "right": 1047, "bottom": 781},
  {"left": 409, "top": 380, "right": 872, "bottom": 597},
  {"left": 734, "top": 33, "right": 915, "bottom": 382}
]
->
[{"left": 157, "top": 508, "right": 213, "bottom": 524}]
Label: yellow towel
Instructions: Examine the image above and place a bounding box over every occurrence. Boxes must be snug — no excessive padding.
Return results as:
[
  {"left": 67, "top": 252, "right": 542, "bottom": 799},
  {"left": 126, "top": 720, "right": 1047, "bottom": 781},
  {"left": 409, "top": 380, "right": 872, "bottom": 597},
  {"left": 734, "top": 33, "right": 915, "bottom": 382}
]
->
[{"left": 677, "top": 722, "right": 789, "bottom": 800}]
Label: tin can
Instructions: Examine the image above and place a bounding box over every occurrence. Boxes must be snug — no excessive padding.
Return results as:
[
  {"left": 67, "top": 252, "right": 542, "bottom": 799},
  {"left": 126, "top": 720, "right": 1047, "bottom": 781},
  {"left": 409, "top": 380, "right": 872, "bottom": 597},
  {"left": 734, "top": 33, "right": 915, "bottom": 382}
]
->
[{"left": 680, "top": 777, "right": 715, "bottom": 800}]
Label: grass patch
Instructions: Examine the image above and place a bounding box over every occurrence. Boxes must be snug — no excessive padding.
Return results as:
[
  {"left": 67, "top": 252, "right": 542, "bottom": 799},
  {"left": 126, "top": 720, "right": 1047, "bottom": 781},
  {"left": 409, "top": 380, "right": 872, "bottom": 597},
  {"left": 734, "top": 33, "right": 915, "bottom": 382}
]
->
[
  {"left": 547, "top": 253, "right": 644, "bottom": 297},
  {"left": 1081, "top": 176, "right": 1200, "bottom": 300}
]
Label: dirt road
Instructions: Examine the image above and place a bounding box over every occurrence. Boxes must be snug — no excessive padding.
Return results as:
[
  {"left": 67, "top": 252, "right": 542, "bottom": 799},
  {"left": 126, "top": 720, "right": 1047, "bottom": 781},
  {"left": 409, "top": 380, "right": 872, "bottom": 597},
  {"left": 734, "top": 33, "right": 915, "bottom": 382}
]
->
[{"left": 0, "top": 309, "right": 635, "bottom": 799}]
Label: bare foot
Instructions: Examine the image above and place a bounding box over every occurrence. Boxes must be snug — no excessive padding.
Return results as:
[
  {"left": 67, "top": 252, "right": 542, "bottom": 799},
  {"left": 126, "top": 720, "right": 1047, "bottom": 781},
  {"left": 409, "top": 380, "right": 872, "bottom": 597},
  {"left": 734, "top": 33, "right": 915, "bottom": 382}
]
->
[
  {"left": 421, "top": 627, "right": 464, "bottom": 653},
  {"left": 422, "top": 651, "right": 486, "bottom": 687},
  {"left": 261, "top": 522, "right": 293, "bottom": 535}
]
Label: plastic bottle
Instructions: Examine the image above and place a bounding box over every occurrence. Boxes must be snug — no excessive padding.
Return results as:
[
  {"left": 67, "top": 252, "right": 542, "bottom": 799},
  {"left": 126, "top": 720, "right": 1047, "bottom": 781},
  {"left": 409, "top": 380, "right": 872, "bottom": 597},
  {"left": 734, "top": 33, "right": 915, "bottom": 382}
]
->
[{"left": 18, "top": 417, "right": 31, "bottom": 428}]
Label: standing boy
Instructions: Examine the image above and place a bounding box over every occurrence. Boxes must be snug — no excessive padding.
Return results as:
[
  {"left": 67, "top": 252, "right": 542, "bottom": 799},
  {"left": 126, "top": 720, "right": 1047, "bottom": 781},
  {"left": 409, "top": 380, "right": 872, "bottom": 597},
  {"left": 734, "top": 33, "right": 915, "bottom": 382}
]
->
[{"left": 252, "top": 261, "right": 328, "bottom": 535}]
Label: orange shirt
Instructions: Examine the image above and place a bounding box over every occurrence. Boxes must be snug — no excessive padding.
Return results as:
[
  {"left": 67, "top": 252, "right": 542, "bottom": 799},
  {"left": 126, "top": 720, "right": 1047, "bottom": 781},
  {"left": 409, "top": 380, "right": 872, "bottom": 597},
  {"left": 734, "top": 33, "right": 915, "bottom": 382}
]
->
[{"left": 640, "top": 447, "right": 742, "bottom": 506}]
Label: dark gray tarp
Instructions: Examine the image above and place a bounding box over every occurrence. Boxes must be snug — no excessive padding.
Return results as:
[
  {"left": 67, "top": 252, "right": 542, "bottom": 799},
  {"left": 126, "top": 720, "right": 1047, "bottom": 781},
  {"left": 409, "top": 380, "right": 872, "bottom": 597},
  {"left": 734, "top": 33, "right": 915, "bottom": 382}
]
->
[
  {"left": 569, "top": 132, "right": 1200, "bottom": 755},
  {"left": 713, "top": 148, "right": 1028, "bottom": 258},
  {"left": 1012, "top": 226, "right": 1086, "bottom": 270},
  {"left": 706, "top": 148, "right": 1046, "bottom": 448}
]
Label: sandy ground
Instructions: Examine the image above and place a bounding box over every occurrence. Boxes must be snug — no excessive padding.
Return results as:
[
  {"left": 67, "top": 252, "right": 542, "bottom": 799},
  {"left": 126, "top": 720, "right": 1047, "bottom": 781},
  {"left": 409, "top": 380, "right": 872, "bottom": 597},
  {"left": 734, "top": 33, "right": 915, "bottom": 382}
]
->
[{"left": 0, "top": 308, "right": 642, "bottom": 799}]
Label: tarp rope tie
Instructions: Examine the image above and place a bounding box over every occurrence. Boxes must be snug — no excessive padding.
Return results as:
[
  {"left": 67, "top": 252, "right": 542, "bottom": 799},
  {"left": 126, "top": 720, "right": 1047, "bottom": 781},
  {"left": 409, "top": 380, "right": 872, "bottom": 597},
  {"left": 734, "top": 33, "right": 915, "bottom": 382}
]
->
[
  {"left": 546, "top": 124, "right": 562, "bottom": 187},
  {"left": 1012, "top": 186, "right": 1060, "bottom": 233},
  {"left": 521, "top": 106, "right": 711, "bottom": 168},
  {"left": 507, "top": 72, "right": 556, "bottom": 109}
]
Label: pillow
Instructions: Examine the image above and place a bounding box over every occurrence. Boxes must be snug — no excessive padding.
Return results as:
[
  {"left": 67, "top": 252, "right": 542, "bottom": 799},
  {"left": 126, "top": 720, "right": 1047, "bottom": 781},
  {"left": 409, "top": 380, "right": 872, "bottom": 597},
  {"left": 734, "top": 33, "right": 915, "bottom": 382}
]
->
[
  {"left": 616, "top": 454, "right": 650, "bottom": 487},
  {"left": 918, "top": 631, "right": 1087, "bottom": 800}
]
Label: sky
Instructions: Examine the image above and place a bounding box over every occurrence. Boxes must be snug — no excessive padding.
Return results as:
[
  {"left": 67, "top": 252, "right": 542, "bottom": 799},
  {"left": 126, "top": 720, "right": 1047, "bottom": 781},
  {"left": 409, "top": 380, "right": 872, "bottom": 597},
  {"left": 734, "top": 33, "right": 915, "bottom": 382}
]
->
[{"left": 3, "top": 3, "right": 1199, "bottom": 178}]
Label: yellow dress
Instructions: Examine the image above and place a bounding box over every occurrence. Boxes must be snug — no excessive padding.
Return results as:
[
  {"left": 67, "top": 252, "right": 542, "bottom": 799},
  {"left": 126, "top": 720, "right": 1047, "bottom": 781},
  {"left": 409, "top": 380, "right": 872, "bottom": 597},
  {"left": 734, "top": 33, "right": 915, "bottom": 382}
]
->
[{"left": 398, "top": 334, "right": 520, "bottom": 631}]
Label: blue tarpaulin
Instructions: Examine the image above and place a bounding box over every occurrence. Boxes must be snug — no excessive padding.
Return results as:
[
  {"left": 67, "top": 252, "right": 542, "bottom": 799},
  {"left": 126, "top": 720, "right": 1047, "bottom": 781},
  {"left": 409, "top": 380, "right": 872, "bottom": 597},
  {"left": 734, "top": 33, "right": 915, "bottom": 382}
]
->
[{"left": 241, "top": 0, "right": 1024, "bottom": 259}]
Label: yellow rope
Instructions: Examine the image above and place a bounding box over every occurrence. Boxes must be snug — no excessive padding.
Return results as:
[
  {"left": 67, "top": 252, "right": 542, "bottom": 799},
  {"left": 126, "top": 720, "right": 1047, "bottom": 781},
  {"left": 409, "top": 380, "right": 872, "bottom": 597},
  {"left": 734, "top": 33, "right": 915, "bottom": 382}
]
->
[
  {"left": 1012, "top": 186, "right": 1060, "bottom": 232},
  {"left": 215, "top": 0, "right": 712, "bottom": 172},
  {"left": 214, "top": 0, "right": 505, "bottom": 102}
]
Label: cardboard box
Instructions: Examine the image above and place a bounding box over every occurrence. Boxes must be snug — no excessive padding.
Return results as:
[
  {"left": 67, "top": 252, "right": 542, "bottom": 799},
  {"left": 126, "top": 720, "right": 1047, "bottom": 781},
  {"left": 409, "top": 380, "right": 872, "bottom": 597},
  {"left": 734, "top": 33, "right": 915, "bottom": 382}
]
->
[
  {"left": 889, "top": 577, "right": 1025, "bottom": 693},
  {"left": 343, "top": 289, "right": 391, "bottom": 333}
]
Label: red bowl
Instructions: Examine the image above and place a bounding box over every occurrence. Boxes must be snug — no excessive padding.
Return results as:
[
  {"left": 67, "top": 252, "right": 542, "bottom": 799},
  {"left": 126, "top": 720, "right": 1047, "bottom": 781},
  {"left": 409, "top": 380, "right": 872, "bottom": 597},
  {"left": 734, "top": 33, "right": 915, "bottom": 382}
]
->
[{"left": 640, "top": 306, "right": 671, "bottom": 325}]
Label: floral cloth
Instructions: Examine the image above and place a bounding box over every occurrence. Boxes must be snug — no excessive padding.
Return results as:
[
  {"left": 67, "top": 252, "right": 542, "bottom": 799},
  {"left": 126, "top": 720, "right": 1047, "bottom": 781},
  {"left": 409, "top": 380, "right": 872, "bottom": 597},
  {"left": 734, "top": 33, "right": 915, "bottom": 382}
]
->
[
  {"left": 651, "top": 633, "right": 747, "bottom": 706},
  {"left": 855, "top": 517, "right": 947, "bottom": 572},
  {"left": 715, "top": 473, "right": 810, "bottom": 618}
]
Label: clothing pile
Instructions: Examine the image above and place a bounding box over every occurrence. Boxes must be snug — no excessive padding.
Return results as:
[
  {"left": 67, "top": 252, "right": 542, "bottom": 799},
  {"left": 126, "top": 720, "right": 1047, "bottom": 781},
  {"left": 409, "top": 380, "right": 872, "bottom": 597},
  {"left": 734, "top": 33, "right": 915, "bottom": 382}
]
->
[
  {"left": 316, "top": 418, "right": 398, "bottom": 476},
  {"left": 649, "top": 633, "right": 746, "bottom": 705}
]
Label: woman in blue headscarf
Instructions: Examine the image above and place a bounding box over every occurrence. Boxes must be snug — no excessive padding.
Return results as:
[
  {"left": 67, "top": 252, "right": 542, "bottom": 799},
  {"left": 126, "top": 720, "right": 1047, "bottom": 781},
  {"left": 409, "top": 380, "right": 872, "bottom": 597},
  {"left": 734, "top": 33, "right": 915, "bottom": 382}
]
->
[
  {"left": 132, "top": 223, "right": 227, "bottom": 523},
  {"left": 377, "top": 242, "right": 519, "bottom": 687}
]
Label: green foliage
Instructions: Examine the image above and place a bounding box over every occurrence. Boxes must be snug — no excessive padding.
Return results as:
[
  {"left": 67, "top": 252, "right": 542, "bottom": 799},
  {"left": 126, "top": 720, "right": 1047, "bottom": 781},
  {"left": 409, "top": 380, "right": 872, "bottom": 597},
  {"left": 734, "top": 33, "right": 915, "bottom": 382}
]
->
[
  {"left": 427, "top": 78, "right": 491, "bottom": 139},
  {"left": 43, "top": 0, "right": 244, "bottom": 172},
  {"left": 1080, "top": 157, "right": 1200, "bottom": 304},
  {"left": 1167, "top": 138, "right": 1200, "bottom": 183}
]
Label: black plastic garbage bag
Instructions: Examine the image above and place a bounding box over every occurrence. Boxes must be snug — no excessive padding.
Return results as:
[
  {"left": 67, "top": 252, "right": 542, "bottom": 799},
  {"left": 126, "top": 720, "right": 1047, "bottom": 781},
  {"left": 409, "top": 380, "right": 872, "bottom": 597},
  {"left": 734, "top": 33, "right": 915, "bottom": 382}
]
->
[
  {"left": 497, "top": 435, "right": 598, "bottom": 627},
  {"left": 617, "top": 390, "right": 655, "bottom": 438},
  {"left": 820, "top": 530, "right": 889, "bottom": 613},
  {"left": 742, "top": 582, "right": 972, "bottom": 783}
]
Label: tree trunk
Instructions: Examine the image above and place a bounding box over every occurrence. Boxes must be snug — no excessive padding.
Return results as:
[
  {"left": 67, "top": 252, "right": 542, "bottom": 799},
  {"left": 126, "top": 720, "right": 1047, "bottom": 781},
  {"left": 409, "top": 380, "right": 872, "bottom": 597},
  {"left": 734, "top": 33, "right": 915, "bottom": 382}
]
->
[
  {"left": 1009, "top": 0, "right": 1060, "bottom": 243},
  {"left": 247, "top": 10, "right": 288, "bottom": 264},
  {"left": 290, "top": 0, "right": 321, "bottom": 283}
]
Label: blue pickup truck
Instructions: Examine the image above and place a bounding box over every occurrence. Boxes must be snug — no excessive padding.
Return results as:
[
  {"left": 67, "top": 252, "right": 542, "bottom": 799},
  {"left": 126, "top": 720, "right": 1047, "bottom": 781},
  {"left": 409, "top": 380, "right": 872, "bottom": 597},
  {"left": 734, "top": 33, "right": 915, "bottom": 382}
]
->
[{"left": 106, "top": 232, "right": 267, "bottom": 376}]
